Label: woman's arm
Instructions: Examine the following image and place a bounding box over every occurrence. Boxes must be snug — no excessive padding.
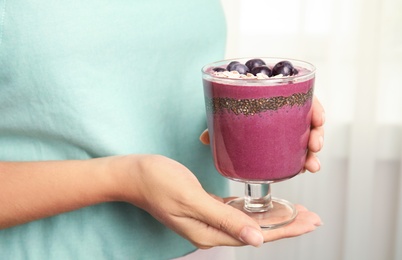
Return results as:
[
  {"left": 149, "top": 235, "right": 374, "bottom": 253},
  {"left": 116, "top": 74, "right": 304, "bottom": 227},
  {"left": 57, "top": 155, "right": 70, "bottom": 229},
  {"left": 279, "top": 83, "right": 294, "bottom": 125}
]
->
[{"left": 0, "top": 156, "right": 122, "bottom": 228}]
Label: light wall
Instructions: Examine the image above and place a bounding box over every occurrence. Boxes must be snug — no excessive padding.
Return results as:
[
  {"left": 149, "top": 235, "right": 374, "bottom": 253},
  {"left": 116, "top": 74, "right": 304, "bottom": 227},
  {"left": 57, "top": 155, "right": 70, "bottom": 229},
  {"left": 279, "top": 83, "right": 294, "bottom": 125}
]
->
[{"left": 220, "top": 0, "right": 402, "bottom": 259}]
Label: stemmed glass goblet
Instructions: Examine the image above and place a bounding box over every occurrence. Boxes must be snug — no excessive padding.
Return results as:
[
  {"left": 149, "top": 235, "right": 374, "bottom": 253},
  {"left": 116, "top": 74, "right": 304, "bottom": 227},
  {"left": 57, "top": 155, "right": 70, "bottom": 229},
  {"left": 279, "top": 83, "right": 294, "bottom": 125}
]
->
[{"left": 202, "top": 57, "right": 315, "bottom": 229}]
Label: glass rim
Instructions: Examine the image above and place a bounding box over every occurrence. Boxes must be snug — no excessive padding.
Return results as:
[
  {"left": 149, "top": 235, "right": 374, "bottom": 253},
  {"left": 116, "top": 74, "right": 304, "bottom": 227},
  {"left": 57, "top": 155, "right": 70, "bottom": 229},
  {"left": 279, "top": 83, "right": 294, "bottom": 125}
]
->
[{"left": 202, "top": 57, "right": 315, "bottom": 85}]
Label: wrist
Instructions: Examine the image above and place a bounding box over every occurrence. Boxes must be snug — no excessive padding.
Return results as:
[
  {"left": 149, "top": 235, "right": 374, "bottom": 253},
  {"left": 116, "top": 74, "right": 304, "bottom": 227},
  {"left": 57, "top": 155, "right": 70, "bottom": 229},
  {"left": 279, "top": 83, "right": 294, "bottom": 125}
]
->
[
  {"left": 106, "top": 154, "right": 150, "bottom": 205},
  {"left": 109, "top": 154, "right": 171, "bottom": 209}
]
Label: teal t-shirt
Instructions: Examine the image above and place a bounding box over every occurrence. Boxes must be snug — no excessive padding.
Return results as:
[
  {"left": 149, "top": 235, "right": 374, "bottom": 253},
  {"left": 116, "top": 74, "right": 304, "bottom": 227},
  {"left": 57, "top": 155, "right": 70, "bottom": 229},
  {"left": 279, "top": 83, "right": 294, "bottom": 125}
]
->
[{"left": 0, "top": 0, "right": 227, "bottom": 259}]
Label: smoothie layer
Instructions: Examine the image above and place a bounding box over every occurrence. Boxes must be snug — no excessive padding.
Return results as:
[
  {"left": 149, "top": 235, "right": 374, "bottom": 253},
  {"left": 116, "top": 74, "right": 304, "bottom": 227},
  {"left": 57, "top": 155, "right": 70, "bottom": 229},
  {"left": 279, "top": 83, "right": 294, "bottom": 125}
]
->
[{"left": 204, "top": 77, "right": 314, "bottom": 182}]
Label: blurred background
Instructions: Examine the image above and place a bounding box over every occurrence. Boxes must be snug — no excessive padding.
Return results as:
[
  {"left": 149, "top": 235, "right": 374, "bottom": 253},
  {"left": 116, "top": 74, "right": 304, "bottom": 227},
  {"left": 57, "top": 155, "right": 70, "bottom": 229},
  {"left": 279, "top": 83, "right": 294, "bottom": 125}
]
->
[{"left": 220, "top": 0, "right": 402, "bottom": 259}]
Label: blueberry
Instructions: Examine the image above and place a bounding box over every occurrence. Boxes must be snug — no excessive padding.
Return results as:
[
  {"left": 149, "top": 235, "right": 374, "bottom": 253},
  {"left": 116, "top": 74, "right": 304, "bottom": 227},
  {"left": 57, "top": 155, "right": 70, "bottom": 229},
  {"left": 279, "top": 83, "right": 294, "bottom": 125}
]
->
[
  {"left": 226, "top": 61, "right": 240, "bottom": 71},
  {"left": 272, "top": 61, "right": 298, "bottom": 76},
  {"left": 251, "top": 65, "right": 272, "bottom": 77},
  {"left": 228, "top": 63, "right": 249, "bottom": 74},
  {"left": 245, "top": 59, "right": 266, "bottom": 71},
  {"left": 212, "top": 67, "right": 226, "bottom": 72}
]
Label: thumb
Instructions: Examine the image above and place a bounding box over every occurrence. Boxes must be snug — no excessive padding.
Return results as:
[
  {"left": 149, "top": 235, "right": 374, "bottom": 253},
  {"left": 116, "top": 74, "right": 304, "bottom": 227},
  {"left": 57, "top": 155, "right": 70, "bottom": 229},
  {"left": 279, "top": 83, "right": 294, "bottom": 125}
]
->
[
  {"left": 199, "top": 129, "right": 210, "bottom": 145},
  {"left": 193, "top": 197, "right": 264, "bottom": 247}
]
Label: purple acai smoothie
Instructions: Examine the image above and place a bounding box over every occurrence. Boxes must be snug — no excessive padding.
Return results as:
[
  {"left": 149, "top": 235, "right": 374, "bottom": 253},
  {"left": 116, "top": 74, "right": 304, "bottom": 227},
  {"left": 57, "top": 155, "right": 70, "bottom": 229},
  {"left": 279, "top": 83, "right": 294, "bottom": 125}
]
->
[{"left": 202, "top": 58, "right": 315, "bottom": 182}]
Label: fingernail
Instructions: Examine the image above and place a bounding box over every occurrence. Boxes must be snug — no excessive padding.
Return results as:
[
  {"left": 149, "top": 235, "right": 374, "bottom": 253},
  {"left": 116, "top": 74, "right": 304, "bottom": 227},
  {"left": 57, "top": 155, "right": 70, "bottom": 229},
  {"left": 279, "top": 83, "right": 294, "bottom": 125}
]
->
[
  {"left": 315, "top": 221, "right": 324, "bottom": 227},
  {"left": 313, "top": 156, "right": 321, "bottom": 172},
  {"left": 316, "top": 157, "right": 321, "bottom": 170},
  {"left": 319, "top": 136, "right": 324, "bottom": 149},
  {"left": 239, "top": 226, "right": 264, "bottom": 247}
]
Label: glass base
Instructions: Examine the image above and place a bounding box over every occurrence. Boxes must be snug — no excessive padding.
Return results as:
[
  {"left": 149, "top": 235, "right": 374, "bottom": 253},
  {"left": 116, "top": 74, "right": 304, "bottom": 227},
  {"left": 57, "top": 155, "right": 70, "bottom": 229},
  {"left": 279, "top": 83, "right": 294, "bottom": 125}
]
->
[{"left": 227, "top": 197, "right": 297, "bottom": 229}]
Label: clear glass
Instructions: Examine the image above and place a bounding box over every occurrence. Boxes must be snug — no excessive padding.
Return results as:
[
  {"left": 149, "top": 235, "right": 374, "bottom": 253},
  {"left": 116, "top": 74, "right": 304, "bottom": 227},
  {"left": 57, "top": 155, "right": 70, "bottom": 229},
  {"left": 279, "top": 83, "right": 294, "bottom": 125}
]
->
[{"left": 202, "top": 57, "right": 315, "bottom": 229}]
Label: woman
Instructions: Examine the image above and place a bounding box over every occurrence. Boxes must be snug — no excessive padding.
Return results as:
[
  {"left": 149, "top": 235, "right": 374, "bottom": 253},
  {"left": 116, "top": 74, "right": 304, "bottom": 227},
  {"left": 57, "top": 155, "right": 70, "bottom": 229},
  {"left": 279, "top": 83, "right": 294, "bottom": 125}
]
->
[{"left": 0, "top": 0, "right": 324, "bottom": 259}]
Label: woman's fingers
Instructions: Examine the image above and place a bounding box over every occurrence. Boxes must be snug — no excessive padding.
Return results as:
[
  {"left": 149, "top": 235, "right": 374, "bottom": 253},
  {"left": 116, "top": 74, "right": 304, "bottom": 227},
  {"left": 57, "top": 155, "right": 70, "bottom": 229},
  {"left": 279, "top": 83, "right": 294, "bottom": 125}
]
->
[
  {"left": 262, "top": 204, "right": 322, "bottom": 242},
  {"left": 303, "top": 150, "right": 321, "bottom": 173},
  {"left": 190, "top": 196, "right": 264, "bottom": 247},
  {"left": 309, "top": 97, "right": 325, "bottom": 153},
  {"left": 311, "top": 96, "right": 325, "bottom": 127},
  {"left": 199, "top": 129, "right": 210, "bottom": 145},
  {"left": 178, "top": 200, "right": 322, "bottom": 248},
  {"left": 308, "top": 126, "right": 324, "bottom": 153},
  {"left": 304, "top": 96, "right": 325, "bottom": 173},
  {"left": 187, "top": 195, "right": 322, "bottom": 248},
  {"left": 169, "top": 214, "right": 245, "bottom": 249}
]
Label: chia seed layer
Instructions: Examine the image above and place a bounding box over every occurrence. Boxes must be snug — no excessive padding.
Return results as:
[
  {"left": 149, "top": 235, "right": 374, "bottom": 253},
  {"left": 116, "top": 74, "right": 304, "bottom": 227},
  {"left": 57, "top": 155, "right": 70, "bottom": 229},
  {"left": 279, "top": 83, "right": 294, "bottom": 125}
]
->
[{"left": 206, "top": 88, "right": 313, "bottom": 116}]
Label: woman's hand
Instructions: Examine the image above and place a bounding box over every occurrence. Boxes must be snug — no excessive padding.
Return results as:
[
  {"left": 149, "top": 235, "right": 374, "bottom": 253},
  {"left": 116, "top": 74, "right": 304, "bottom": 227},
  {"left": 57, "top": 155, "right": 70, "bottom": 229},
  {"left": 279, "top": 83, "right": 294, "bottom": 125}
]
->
[
  {"left": 0, "top": 153, "right": 322, "bottom": 249},
  {"left": 117, "top": 155, "right": 322, "bottom": 249},
  {"left": 303, "top": 96, "right": 325, "bottom": 173},
  {"left": 199, "top": 96, "right": 325, "bottom": 173}
]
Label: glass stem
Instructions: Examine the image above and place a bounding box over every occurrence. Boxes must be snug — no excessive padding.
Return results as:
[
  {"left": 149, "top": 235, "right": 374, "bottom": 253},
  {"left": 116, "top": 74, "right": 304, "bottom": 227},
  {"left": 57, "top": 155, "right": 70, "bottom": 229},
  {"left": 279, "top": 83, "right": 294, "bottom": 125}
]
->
[{"left": 244, "top": 183, "right": 273, "bottom": 213}]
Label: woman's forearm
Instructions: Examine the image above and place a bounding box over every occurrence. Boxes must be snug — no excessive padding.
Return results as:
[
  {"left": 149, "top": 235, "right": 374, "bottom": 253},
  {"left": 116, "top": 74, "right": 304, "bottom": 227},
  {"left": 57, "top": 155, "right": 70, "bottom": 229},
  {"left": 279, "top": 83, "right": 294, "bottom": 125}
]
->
[{"left": 0, "top": 156, "right": 129, "bottom": 229}]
